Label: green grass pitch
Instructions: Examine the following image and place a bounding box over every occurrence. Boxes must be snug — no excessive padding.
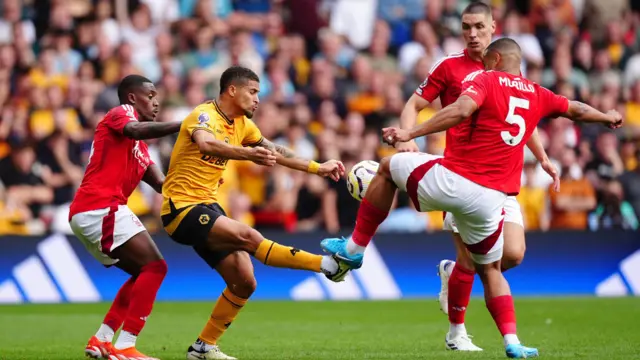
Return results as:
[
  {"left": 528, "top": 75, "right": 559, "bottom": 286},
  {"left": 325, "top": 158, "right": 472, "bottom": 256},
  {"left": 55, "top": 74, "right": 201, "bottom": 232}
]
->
[{"left": 0, "top": 298, "right": 639, "bottom": 359}]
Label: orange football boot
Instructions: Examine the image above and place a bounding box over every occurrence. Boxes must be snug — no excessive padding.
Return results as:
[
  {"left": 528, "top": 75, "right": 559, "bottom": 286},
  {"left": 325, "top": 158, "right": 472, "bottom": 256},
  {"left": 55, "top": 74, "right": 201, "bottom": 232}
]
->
[
  {"left": 107, "top": 346, "right": 160, "bottom": 360},
  {"left": 85, "top": 336, "right": 114, "bottom": 359}
]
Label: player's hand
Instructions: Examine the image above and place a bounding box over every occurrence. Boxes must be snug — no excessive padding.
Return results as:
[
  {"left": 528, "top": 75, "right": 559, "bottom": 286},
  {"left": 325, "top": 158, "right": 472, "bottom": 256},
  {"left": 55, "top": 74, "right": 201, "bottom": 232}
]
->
[
  {"left": 394, "top": 140, "right": 420, "bottom": 152},
  {"left": 382, "top": 127, "right": 411, "bottom": 146},
  {"left": 606, "top": 110, "right": 623, "bottom": 129},
  {"left": 541, "top": 160, "right": 560, "bottom": 192},
  {"left": 248, "top": 147, "right": 277, "bottom": 166},
  {"left": 318, "top": 160, "right": 345, "bottom": 181}
]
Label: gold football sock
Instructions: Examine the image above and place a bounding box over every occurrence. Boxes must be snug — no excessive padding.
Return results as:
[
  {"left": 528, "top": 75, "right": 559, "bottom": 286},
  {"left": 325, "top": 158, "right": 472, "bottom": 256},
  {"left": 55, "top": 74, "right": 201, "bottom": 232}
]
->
[
  {"left": 254, "top": 239, "right": 322, "bottom": 272},
  {"left": 198, "top": 288, "right": 248, "bottom": 345}
]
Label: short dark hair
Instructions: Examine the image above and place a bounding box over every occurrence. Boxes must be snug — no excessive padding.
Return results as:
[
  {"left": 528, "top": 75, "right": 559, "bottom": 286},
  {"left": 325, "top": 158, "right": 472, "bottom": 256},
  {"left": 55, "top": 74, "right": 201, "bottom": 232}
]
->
[
  {"left": 487, "top": 37, "right": 522, "bottom": 55},
  {"left": 117, "top": 74, "right": 152, "bottom": 104},
  {"left": 462, "top": 1, "right": 492, "bottom": 17},
  {"left": 219, "top": 66, "right": 260, "bottom": 95}
]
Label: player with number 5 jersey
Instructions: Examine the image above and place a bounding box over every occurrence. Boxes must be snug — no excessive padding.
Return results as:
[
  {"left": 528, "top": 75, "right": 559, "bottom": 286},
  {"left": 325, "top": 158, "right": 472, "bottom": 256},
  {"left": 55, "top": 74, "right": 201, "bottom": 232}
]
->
[
  {"left": 321, "top": 38, "right": 622, "bottom": 359},
  {"left": 69, "top": 75, "right": 181, "bottom": 360}
]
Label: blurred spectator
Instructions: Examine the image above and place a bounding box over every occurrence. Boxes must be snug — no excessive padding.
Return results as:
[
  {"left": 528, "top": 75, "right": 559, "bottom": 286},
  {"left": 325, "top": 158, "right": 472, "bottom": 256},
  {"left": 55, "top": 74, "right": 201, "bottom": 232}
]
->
[
  {"left": 549, "top": 147, "right": 597, "bottom": 230},
  {"left": 1, "top": 0, "right": 638, "bottom": 235},
  {"left": 588, "top": 180, "right": 638, "bottom": 230}
]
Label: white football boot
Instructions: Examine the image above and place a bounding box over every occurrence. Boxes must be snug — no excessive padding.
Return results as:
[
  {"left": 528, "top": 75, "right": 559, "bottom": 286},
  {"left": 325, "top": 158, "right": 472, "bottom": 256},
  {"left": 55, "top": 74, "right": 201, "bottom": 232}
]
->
[
  {"left": 186, "top": 342, "right": 237, "bottom": 360},
  {"left": 437, "top": 259, "right": 454, "bottom": 315},
  {"left": 445, "top": 332, "right": 483, "bottom": 351}
]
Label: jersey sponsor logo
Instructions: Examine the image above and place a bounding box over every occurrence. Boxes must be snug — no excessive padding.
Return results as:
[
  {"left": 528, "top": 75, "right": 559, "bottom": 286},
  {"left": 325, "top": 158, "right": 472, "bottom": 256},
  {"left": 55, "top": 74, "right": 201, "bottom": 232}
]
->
[
  {"left": 499, "top": 77, "right": 535, "bottom": 93},
  {"left": 0, "top": 234, "right": 100, "bottom": 304},
  {"left": 132, "top": 141, "right": 151, "bottom": 170},
  {"left": 290, "top": 241, "right": 401, "bottom": 300},
  {"left": 198, "top": 112, "right": 210, "bottom": 124}
]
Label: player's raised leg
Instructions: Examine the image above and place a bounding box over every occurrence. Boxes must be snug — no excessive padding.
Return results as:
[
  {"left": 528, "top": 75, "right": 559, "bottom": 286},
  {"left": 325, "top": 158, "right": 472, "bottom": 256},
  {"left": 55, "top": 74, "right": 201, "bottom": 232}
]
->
[
  {"left": 186, "top": 251, "right": 255, "bottom": 360},
  {"left": 320, "top": 155, "right": 400, "bottom": 261}
]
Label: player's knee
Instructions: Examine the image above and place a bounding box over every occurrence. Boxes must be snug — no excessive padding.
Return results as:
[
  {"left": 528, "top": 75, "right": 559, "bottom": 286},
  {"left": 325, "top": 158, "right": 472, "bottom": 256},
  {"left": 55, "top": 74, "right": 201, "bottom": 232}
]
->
[
  {"left": 231, "top": 275, "right": 257, "bottom": 299},
  {"left": 502, "top": 243, "right": 525, "bottom": 270},
  {"left": 235, "top": 225, "right": 264, "bottom": 252},
  {"left": 378, "top": 156, "right": 393, "bottom": 179},
  {"left": 142, "top": 259, "right": 168, "bottom": 277}
]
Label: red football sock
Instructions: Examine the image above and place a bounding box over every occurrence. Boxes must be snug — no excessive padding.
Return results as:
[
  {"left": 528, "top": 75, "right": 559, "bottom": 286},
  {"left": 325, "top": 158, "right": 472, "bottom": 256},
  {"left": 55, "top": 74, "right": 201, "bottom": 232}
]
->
[
  {"left": 448, "top": 264, "right": 475, "bottom": 324},
  {"left": 486, "top": 295, "right": 517, "bottom": 336},
  {"left": 122, "top": 259, "right": 168, "bottom": 335},
  {"left": 103, "top": 276, "right": 135, "bottom": 331},
  {"left": 352, "top": 199, "right": 388, "bottom": 247}
]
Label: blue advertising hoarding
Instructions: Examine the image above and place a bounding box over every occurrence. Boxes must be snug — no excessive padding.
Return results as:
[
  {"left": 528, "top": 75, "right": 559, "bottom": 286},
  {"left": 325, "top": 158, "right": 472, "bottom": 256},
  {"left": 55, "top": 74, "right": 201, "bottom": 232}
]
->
[{"left": 0, "top": 231, "right": 639, "bottom": 303}]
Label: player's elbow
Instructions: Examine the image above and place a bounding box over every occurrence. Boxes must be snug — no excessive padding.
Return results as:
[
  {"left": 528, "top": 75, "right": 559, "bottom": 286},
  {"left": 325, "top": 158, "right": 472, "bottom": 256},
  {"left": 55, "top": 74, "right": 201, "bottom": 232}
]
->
[{"left": 409, "top": 94, "right": 428, "bottom": 112}]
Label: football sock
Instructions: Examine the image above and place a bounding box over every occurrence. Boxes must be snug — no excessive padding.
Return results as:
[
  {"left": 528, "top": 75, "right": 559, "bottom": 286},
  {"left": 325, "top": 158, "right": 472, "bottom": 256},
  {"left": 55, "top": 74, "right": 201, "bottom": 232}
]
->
[
  {"left": 102, "top": 276, "right": 136, "bottom": 339},
  {"left": 449, "top": 323, "right": 467, "bottom": 338},
  {"left": 349, "top": 199, "right": 388, "bottom": 253},
  {"left": 114, "top": 330, "right": 137, "bottom": 349},
  {"left": 121, "top": 260, "right": 167, "bottom": 339},
  {"left": 95, "top": 324, "right": 115, "bottom": 343},
  {"left": 448, "top": 264, "right": 475, "bottom": 325},
  {"left": 254, "top": 239, "right": 322, "bottom": 272},
  {"left": 486, "top": 295, "right": 519, "bottom": 346},
  {"left": 198, "top": 288, "right": 248, "bottom": 345}
]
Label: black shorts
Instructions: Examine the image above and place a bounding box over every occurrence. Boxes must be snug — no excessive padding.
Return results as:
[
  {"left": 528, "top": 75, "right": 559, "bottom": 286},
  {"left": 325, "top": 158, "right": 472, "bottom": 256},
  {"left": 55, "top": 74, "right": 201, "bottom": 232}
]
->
[{"left": 162, "top": 200, "right": 232, "bottom": 268}]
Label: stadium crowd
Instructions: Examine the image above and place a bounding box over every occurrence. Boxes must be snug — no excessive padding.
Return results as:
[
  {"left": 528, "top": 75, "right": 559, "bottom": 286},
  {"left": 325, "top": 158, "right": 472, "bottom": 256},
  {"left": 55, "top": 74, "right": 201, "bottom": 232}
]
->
[{"left": 0, "top": 0, "right": 639, "bottom": 236}]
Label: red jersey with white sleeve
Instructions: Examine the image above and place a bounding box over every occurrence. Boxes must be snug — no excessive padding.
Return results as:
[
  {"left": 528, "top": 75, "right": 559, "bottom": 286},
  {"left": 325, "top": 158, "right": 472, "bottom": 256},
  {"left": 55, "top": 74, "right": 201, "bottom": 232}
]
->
[
  {"left": 415, "top": 49, "right": 484, "bottom": 157},
  {"left": 440, "top": 71, "right": 569, "bottom": 195},
  {"left": 69, "top": 104, "right": 154, "bottom": 218}
]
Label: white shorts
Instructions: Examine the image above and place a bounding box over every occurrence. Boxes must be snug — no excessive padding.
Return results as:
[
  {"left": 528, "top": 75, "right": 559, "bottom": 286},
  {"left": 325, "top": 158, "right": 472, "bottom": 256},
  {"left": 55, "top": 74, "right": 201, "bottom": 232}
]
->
[
  {"left": 390, "top": 152, "right": 507, "bottom": 264},
  {"left": 443, "top": 196, "right": 523, "bottom": 233},
  {"left": 69, "top": 205, "right": 146, "bottom": 265}
]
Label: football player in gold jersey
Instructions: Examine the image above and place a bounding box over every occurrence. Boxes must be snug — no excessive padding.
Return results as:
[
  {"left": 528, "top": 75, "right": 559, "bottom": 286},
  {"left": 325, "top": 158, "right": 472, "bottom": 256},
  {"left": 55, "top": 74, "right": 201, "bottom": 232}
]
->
[{"left": 161, "top": 66, "right": 356, "bottom": 360}]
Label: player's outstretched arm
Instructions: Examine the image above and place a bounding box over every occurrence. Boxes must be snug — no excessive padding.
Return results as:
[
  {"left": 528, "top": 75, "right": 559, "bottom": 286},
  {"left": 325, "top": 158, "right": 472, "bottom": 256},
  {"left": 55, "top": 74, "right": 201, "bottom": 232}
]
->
[
  {"left": 383, "top": 95, "right": 478, "bottom": 145},
  {"left": 193, "top": 130, "right": 276, "bottom": 166},
  {"left": 123, "top": 121, "right": 182, "bottom": 140},
  {"left": 396, "top": 94, "right": 431, "bottom": 152},
  {"left": 562, "top": 101, "right": 623, "bottom": 129},
  {"left": 142, "top": 164, "right": 165, "bottom": 194},
  {"left": 253, "top": 139, "right": 345, "bottom": 181}
]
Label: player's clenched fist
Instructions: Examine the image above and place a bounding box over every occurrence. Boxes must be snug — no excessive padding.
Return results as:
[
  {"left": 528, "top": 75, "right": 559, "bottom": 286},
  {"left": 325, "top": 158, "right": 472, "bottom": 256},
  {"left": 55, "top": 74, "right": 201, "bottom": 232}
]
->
[
  {"left": 395, "top": 140, "right": 420, "bottom": 152},
  {"left": 318, "top": 160, "right": 346, "bottom": 181},
  {"left": 248, "top": 147, "right": 277, "bottom": 166},
  {"left": 382, "top": 127, "right": 411, "bottom": 146},
  {"left": 606, "top": 110, "right": 623, "bottom": 129}
]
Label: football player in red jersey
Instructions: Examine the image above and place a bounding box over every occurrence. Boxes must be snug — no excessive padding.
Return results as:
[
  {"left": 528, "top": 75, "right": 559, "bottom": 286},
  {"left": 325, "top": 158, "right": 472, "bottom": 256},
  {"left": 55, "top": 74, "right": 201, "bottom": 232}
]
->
[
  {"left": 395, "top": 2, "right": 558, "bottom": 351},
  {"left": 322, "top": 38, "right": 621, "bottom": 358},
  {"left": 69, "top": 75, "right": 181, "bottom": 360}
]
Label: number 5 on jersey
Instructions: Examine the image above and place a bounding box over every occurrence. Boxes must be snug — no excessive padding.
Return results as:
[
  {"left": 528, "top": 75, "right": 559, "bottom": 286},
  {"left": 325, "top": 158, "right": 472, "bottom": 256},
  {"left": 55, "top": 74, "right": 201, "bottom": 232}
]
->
[{"left": 502, "top": 96, "right": 529, "bottom": 146}]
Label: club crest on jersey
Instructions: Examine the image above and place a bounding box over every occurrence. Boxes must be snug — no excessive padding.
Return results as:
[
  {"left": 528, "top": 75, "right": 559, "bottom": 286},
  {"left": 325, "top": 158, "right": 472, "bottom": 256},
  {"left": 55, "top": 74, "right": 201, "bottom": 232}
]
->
[
  {"left": 199, "top": 214, "right": 210, "bottom": 225},
  {"left": 224, "top": 137, "right": 230, "bottom": 144},
  {"left": 198, "top": 112, "right": 210, "bottom": 124}
]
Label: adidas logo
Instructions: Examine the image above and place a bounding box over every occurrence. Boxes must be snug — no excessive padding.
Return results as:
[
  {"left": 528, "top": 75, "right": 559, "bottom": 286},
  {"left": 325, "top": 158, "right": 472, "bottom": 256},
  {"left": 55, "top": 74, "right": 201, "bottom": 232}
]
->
[
  {"left": 596, "top": 249, "right": 640, "bottom": 296},
  {"left": 290, "top": 241, "right": 401, "bottom": 300},
  {"left": 0, "top": 234, "right": 100, "bottom": 303}
]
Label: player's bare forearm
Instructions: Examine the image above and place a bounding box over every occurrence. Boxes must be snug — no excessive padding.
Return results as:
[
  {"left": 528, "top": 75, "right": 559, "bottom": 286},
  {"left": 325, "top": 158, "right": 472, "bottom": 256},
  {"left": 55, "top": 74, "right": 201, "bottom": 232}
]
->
[
  {"left": 563, "top": 101, "right": 611, "bottom": 124},
  {"left": 142, "top": 164, "right": 165, "bottom": 194},
  {"left": 400, "top": 94, "right": 430, "bottom": 130},
  {"left": 408, "top": 97, "right": 476, "bottom": 140},
  {"left": 526, "top": 127, "right": 549, "bottom": 163},
  {"left": 255, "top": 138, "right": 309, "bottom": 172},
  {"left": 193, "top": 130, "right": 250, "bottom": 160},
  {"left": 123, "top": 121, "right": 182, "bottom": 140}
]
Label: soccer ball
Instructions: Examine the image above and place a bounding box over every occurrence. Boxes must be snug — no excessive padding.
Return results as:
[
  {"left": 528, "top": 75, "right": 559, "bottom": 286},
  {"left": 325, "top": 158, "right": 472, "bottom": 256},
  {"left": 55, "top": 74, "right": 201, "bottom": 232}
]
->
[{"left": 347, "top": 160, "right": 379, "bottom": 201}]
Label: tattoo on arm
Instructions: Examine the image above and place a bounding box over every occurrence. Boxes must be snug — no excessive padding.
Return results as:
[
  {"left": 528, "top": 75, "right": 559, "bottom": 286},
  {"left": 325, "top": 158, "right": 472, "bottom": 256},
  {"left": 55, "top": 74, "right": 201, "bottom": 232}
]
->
[{"left": 256, "top": 138, "right": 296, "bottom": 159}]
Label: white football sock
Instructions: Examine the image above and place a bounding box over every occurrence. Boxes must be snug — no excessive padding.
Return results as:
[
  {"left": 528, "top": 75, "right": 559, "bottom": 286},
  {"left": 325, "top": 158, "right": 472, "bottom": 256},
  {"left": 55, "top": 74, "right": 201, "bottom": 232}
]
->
[
  {"left": 449, "top": 323, "right": 467, "bottom": 337},
  {"left": 504, "top": 334, "right": 520, "bottom": 346},
  {"left": 321, "top": 256, "right": 339, "bottom": 274},
  {"left": 346, "top": 238, "right": 366, "bottom": 255},
  {"left": 95, "top": 324, "right": 115, "bottom": 342},
  {"left": 114, "top": 330, "right": 137, "bottom": 349}
]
